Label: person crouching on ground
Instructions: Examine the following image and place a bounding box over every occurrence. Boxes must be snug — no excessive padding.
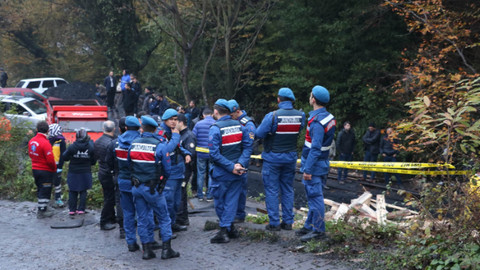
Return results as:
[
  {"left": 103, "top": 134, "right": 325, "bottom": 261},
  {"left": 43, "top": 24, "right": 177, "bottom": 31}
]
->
[{"left": 62, "top": 128, "right": 96, "bottom": 215}]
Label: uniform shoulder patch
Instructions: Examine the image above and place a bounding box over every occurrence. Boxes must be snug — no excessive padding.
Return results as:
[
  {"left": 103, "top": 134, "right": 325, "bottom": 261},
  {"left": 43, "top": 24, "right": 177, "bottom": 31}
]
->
[{"left": 249, "top": 132, "right": 255, "bottom": 140}]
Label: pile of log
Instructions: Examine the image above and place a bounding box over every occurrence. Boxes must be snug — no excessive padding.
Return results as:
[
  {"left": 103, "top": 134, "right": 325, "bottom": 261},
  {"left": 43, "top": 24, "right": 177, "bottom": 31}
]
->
[{"left": 320, "top": 191, "right": 419, "bottom": 226}]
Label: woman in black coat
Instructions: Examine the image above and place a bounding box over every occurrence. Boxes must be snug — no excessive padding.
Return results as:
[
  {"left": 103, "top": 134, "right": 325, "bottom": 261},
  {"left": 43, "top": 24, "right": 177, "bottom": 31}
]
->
[{"left": 62, "top": 128, "right": 96, "bottom": 215}]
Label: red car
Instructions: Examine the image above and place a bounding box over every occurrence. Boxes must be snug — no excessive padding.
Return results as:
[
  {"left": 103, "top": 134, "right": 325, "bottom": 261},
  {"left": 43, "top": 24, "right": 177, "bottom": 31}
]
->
[{"left": 0, "top": 87, "right": 60, "bottom": 106}]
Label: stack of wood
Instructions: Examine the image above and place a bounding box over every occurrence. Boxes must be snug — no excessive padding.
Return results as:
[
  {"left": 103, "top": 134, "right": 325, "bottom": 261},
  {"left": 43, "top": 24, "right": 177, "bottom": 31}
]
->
[{"left": 318, "top": 192, "right": 419, "bottom": 226}]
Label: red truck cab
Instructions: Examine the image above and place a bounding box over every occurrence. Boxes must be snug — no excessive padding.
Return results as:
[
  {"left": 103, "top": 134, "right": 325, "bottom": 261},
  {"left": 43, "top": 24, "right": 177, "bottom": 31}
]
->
[{"left": 47, "top": 100, "right": 108, "bottom": 143}]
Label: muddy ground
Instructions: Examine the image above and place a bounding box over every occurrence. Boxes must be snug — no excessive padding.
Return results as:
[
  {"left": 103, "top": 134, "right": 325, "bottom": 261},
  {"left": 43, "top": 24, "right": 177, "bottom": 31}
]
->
[{"left": 0, "top": 197, "right": 356, "bottom": 270}]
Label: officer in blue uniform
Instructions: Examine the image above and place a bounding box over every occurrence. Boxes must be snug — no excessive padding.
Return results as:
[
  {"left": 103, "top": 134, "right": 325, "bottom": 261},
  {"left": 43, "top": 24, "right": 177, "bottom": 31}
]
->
[
  {"left": 157, "top": 108, "right": 191, "bottom": 233},
  {"left": 228, "top": 99, "right": 256, "bottom": 223},
  {"left": 113, "top": 116, "right": 143, "bottom": 251},
  {"left": 255, "top": 88, "right": 305, "bottom": 231},
  {"left": 209, "top": 99, "right": 253, "bottom": 243},
  {"left": 129, "top": 116, "right": 180, "bottom": 260},
  {"left": 297, "top": 85, "right": 336, "bottom": 242}
]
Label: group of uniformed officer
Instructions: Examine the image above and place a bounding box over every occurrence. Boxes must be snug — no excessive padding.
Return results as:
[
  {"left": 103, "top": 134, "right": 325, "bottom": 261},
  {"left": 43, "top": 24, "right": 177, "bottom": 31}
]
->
[{"left": 105, "top": 85, "right": 335, "bottom": 259}]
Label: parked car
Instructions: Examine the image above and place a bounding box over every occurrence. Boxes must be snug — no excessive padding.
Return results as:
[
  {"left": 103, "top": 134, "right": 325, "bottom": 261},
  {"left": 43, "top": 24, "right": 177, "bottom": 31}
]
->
[
  {"left": 0, "top": 87, "right": 60, "bottom": 107},
  {"left": 0, "top": 95, "right": 47, "bottom": 129},
  {"left": 15, "top": 77, "right": 68, "bottom": 94}
]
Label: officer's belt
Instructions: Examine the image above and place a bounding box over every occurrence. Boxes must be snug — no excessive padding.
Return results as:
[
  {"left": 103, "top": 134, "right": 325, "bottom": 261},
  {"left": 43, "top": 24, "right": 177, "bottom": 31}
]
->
[{"left": 131, "top": 178, "right": 157, "bottom": 188}]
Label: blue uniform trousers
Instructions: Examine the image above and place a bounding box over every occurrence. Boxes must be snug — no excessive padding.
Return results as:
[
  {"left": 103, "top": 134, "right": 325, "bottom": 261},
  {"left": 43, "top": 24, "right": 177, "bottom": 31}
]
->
[
  {"left": 210, "top": 179, "right": 242, "bottom": 228},
  {"left": 303, "top": 175, "right": 326, "bottom": 233},
  {"left": 235, "top": 175, "right": 248, "bottom": 220},
  {"left": 164, "top": 178, "right": 182, "bottom": 225},
  {"left": 118, "top": 178, "right": 137, "bottom": 245},
  {"left": 132, "top": 184, "right": 172, "bottom": 243},
  {"left": 262, "top": 160, "right": 296, "bottom": 226}
]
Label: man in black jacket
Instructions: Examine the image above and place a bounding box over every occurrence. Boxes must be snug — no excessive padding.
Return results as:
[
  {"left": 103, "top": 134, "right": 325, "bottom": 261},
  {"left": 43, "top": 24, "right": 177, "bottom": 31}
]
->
[
  {"left": 176, "top": 114, "right": 196, "bottom": 226},
  {"left": 362, "top": 122, "right": 381, "bottom": 181},
  {"left": 336, "top": 121, "right": 355, "bottom": 184},
  {"left": 94, "top": 120, "right": 117, "bottom": 230},
  {"left": 380, "top": 127, "right": 402, "bottom": 185},
  {"left": 104, "top": 71, "right": 116, "bottom": 110}
]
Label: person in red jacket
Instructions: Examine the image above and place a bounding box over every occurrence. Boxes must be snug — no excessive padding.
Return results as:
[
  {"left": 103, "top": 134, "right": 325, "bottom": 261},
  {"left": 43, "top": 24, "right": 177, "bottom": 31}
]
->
[{"left": 28, "top": 121, "right": 57, "bottom": 218}]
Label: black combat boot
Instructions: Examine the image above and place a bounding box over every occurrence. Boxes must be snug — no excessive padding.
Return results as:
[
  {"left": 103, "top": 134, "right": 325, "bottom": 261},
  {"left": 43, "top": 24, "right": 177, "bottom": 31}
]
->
[
  {"left": 127, "top": 242, "right": 140, "bottom": 252},
  {"left": 210, "top": 227, "right": 230, "bottom": 244},
  {"left": 150, "top": 240, "right": 161, "bottom": 250},
  {"left": 142, "top": 243, "right": 156, "bottom": 260},
  {"left": 228, "top": 224, "right": 240, "bottom": 239},
  {"left": 161, "top": 239, "right": 180, "bottom": 259}
]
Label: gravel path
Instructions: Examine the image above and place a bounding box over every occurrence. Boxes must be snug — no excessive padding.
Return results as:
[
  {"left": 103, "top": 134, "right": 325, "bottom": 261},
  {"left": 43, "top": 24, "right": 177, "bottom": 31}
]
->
[{"left": 0, "top": 199, "right": 353, "bottom": 270}]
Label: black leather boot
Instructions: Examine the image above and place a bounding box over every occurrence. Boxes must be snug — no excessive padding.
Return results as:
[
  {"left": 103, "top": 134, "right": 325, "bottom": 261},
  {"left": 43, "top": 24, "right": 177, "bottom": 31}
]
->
[
  {"left": 228, "top": 224, "right": 240, "bottom": 239},
  {"left": 161, "top": 239, "right": 180, "bottom": 259},
  {"left": 150, "top": 240, "right": 161, "bottom": 250},
  {"left": 127, "top": 242, "right": 140, "bottom": 252},
  {"left": 142, "top": 243, "right": 156, "bottom": 260},
  {"left": 210, "top": 227, "right": 230, "bottom": 244}
]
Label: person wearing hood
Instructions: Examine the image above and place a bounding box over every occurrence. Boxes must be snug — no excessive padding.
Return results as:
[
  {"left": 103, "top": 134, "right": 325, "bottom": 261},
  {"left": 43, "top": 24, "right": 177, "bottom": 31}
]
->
[
  {"left": 62, "top": 128, "right": 96, "bottom": 215},
  {"left": 49, "top": 123, "right": 67, "bottom": 208}
]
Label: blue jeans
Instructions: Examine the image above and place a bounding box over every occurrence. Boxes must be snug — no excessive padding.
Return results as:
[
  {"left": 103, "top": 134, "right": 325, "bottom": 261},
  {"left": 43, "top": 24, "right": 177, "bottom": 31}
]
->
[
  {"left": 196, "top": 157, "right": 212, "bottom": 199},
  {"left": 383, "top": 156, "right": 402, "bottom": 184},
  {"left": 337, "top": 153, "right": 352, "bottom": 181},
  {"left": 262, "top": 161, "right": 296, "bottom": 226},
  {"left": 302, "top": 175, "right": 326, "bottom": 233},
  {"left": 363, "top": 150, "right": 378, "bottom": 180}
]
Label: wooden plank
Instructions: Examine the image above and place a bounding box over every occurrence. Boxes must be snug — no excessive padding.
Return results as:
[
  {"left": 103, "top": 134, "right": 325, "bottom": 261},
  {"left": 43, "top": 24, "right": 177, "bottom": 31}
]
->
[
  {"left": 359, "top": 204, "right": 377, "bottom": 217},
  {"left": 371, "top": 199, "right": 419, "bottom": 215},
  {"left": 324, "top": 199, "right": 340, "bottom": 207},
  {"left": 333, "top": 203, "right": 349, "bottom": 220},
  {"left": 349, "top": 192, "right": 372, "bottom": 207},
  {"left": 376, "top": 194, "right": 387, "bottom": 225}
]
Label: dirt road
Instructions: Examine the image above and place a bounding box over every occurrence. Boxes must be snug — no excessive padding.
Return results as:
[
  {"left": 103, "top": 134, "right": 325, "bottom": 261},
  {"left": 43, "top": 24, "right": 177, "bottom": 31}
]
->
[{"left": 0, "top": 199, "right": 354, "bottom": 270}]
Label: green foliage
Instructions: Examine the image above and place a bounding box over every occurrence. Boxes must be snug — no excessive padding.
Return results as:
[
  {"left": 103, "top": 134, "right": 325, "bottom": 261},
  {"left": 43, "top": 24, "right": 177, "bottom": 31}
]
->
[
  {"left": 0, "top": 124, "right": 36, "bottom": 201},
  {"left": 245, "top": 213, "right": 269, "bottom": 224}
]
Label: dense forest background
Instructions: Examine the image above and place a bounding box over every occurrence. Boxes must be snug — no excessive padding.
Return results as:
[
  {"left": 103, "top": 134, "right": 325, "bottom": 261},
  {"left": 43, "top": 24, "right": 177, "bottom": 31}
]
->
[{"left": 0, "top": 0, "right": 479, "bottom": 162}]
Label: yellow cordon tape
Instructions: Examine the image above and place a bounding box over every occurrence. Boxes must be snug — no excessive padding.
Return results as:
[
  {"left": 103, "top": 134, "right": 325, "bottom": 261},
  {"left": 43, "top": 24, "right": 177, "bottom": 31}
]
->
[{"left": 195, "top": 147, "right": 468, "bottom": 175}]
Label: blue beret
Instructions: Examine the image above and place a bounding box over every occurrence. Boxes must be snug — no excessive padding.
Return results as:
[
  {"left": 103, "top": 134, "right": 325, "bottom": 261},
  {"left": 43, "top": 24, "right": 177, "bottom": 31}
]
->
[
  {"left": 214, "top": 99, "right": 230, "bottom": 110},
  {"left": 227, "top": 99, "right": 240, "bottom": 113},
  {"left": 162, "top": 108, "right": 178, "bottom": 120},
  {"left": 278, "top": 87, "right": 295, "bottom": 101},
  {"left": 141, "top": 115, "right": 158, "bottom": 127},
  {"left": 312, "top": 85, "right": 330, "bottom": 103},
  {"left": 125, "top": 116, "right": 140, "bottom": 127}
]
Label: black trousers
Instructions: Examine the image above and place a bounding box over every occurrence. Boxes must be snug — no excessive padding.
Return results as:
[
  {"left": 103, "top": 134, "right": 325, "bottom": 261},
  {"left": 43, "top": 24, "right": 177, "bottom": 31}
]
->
[
  {"left": 69, "top": 190, "right": 87, "bottom": 212},
  {"left": 99, "top": 172, "right": 116, "bottom": 226},
  {"left": 33, "top": 169, "right": 53, "bottom": 210},
  {"left": 176, "top": 162, "right": 194, "bottom": 225},
  {"left": 114, "top": 175, "right": 123, "bottom": 227}
]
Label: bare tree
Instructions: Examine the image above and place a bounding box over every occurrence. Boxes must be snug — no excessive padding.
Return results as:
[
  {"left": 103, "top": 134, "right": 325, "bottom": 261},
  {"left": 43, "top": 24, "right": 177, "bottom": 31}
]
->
[
  {"left": 141, "top": 0, "right": 208, "bottom": 104},
  {"left": 208, "top": 0, "right": 274, "bottom": 97}
]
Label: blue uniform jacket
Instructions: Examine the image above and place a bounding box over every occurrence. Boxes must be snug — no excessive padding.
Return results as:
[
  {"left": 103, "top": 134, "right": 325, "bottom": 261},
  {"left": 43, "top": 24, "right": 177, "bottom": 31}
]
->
[
  {"left": 208, "top": 115, "right": 253, "bottom": 181},
  {"left": 300, "top": 107, "right": 335, "bottom": 176},
  {"left": 255, "top": 101, "right": 305, "bottom": 163},
  {"left": 127, "top": 132, "right": 172, "bottom": 180},
  {"left": 116, "top": 130, "right": 140, "bottom": 191},
  {"left": 158, "top": 123, "right": 191, "bottom": 180}
]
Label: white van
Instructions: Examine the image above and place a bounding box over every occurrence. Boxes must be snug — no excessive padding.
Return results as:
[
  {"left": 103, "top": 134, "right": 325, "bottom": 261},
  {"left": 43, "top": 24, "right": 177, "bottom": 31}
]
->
[{"left": 16, "top": 77, "right": 68, "bottom": 94}]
